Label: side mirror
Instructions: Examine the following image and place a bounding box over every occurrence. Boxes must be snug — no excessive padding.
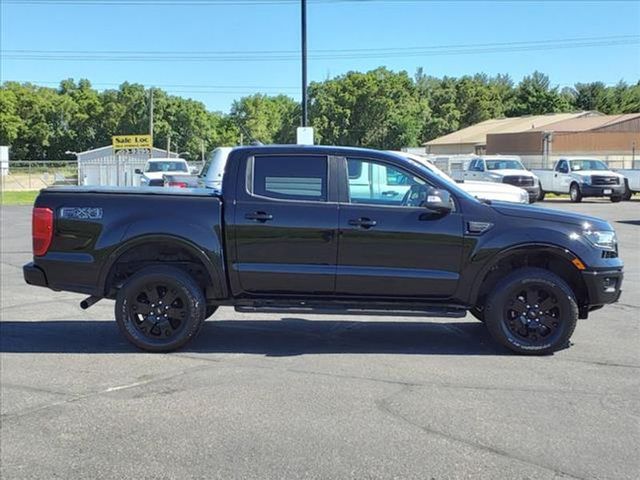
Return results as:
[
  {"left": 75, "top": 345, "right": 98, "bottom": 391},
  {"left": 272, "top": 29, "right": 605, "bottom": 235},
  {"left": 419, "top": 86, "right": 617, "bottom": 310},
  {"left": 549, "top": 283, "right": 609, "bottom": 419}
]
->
[
  {"left": 424, "top": 187, "right": 452, "bottom": 215},
  {"left": 135, "top": 169, "right": 142, "bottom": 175}
]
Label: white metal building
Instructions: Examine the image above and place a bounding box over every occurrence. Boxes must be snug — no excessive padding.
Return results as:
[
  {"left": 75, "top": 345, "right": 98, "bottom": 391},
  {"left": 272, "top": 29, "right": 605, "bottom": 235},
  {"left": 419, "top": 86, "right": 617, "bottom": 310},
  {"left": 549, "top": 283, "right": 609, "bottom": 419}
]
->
[{"left": 76, "top": 146, "right": 176, "bottom": 187}]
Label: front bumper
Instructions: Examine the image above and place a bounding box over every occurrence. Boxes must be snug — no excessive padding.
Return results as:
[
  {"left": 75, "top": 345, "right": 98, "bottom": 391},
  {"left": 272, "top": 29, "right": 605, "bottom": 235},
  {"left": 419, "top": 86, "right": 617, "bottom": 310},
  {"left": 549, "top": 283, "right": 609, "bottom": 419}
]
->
[
  {"left": 582, "top": 268, "right": 623, "bottom": 306},
  {"left": 23, "top": 262, "right": 48, "bottom": 288},
  {"left": 580, "top": 184, "right": 625, "bottom": 197}
]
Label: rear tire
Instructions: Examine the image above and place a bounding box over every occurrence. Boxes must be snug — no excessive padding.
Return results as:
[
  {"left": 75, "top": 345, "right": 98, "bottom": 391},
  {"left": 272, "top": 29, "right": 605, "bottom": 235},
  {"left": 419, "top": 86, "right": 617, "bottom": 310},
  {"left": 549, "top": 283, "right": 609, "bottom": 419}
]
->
[
  {"left": 115, "top": 266, "right": 206, "bottom": 352},
  {"left": 569, "top": 183, "right": 582, "bottom": 203},
  {"left": 483, "top": 268, "right": 578, "bottom": 355}
]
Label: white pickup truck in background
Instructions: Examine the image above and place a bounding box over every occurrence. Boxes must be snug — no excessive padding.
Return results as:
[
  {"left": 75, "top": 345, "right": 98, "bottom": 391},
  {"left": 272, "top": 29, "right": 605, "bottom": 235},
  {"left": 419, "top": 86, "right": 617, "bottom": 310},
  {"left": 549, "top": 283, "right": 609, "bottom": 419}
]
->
[
  {"left": 452, "top": 155, "right": 540, "bottom": 203},
  {"left": 532, "top": 158, "right": 626, "bottom": 203},
  {"left": 135, "top": 158, "right": 190, "bottom": 187},
  {"left": 615, "top": 169, "right": 640, "bottom": 200}
]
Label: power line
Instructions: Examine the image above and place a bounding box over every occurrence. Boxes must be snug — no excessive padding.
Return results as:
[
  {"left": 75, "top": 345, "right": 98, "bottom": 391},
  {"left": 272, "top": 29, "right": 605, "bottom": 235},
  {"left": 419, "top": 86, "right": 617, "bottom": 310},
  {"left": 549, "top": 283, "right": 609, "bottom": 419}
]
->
[
  {"left": 3, "top": 0, "right": 437, "bottom": 4},
  {"left": 3, "top": 80, "right": 300, "bottom": 90},
  {"left": 3, "top": 36, "right": 638, "bottom": 62}
]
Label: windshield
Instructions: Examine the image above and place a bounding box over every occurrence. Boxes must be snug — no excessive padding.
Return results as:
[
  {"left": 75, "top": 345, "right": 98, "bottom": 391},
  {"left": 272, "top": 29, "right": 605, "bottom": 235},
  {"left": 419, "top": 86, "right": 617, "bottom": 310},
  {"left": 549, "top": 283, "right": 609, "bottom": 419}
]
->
[
  {"left": 145, "top": 161, "right": 188, "bottom": 173},
  {"left": 485, "top": 159, "right": 525, "bottom": 171},
  {"left": 570, "top": 159, "right": 608, "bottom": 171},
  {"left": 395, "top": 153, "right": 481, "bottom": 204},
  {"left": 400, "top": 154, "right": 455, "bottom": 183}
]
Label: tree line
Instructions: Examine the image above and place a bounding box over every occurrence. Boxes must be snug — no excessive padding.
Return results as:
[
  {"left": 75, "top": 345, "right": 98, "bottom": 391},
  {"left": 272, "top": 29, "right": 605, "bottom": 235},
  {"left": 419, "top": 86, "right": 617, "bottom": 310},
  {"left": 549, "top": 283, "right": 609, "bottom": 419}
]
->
[{"left": 1, "top": 69, "right": 639, "bottom": 160}]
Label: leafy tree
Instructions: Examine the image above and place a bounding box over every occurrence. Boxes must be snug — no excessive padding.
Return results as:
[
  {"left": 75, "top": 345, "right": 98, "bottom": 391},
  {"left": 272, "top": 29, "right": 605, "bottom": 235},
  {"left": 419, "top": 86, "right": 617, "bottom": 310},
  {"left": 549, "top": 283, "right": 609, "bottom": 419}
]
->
[
  {"left": 310, "top": 67, "right": 429, "bottom": 149},
  {"left": 508, "top": 71, "right": 572, "bottom": 116},
  {"left": 1, "top": 69, "right": 637, "bottom": 159},
  {"left": 230, "top": 94, "right": 299, "bottom": 145}
]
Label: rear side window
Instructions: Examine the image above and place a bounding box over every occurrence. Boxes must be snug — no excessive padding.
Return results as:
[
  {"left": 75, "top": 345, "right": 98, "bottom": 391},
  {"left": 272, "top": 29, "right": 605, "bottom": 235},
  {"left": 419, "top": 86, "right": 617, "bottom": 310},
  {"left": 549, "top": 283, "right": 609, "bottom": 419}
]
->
[{"left": 252, "top": 155, "right": 327, "bottom": 202}]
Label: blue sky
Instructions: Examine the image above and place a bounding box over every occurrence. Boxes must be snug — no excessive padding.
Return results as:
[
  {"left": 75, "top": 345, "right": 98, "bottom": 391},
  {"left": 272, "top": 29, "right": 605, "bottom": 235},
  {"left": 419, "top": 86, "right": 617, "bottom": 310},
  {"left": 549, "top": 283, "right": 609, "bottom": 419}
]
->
[{"left": 1, "top": 0, "right": 639, "bottom": 112}]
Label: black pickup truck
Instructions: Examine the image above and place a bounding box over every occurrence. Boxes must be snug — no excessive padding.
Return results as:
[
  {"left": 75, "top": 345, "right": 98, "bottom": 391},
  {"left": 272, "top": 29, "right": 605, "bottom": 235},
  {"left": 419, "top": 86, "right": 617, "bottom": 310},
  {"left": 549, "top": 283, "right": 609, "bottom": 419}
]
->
[{"left": 24, "top": 145, "right": 623, "bottom": 354}]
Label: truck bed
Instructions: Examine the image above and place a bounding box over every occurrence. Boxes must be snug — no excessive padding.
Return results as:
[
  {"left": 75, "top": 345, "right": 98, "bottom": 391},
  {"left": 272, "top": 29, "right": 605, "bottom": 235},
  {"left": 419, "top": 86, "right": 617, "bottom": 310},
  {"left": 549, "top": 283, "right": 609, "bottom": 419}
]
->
[{"left": 45, "top": 185, "right": 221, "bottom": 197}]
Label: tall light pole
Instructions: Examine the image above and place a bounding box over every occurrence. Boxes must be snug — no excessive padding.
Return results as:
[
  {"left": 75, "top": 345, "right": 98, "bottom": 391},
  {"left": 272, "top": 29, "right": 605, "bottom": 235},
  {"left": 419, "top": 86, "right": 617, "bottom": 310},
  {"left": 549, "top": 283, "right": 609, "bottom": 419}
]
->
[{"left": 301, "top": 0, "right": 308, "bottom": 127}]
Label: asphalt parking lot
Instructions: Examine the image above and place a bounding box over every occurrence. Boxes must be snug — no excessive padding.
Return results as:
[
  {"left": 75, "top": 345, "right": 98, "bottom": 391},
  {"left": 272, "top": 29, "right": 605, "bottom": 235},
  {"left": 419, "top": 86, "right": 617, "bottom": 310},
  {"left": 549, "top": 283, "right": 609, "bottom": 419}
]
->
[{"left": 1, "top": 199, "right": 639, "bottom": 480}]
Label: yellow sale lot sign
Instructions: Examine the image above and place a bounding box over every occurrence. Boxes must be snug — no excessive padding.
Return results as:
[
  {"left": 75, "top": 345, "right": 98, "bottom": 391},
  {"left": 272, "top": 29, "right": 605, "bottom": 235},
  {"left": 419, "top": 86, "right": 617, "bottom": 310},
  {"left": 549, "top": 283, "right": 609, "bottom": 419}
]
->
[{"left": 112, "top": 135, "right": 152, "bottom": 152}]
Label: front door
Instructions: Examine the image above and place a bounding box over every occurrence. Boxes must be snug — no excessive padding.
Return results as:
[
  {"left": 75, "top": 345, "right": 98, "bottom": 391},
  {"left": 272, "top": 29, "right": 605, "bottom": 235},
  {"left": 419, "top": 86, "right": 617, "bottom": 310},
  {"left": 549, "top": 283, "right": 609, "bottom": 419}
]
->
[
  {"left": 336, "top": 157, "right": 464, "bottom": 298},
  {"left": 233, "top": 154, "right": 338, "bottom": 294}
]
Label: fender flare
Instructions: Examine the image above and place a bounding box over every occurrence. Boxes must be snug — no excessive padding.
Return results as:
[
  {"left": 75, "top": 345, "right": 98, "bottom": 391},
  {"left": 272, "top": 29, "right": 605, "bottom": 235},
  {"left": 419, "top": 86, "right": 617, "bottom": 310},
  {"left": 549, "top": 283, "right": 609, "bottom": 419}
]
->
[
  {"left": 98, "top": 234, "right": 228, "bottom": 299},
  {"left": 467, "top": 242, "right": 583, "bottom": 305}
]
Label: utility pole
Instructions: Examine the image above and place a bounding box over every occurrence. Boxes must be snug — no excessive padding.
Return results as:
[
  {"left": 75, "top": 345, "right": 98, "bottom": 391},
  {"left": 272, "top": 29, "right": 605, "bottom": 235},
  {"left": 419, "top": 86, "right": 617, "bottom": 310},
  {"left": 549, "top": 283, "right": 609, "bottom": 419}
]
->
[
  {"left": 201, "top": 139, "right": 205, "bottom": 164},
  {"left": 301, "top": 0, "right": 308, "bottom": 127},
  {"left": 149, "top": 88, "right": 154, "bottom": 143},
  {"left": 166, "top": 133, "right": 171, "bottom": 157}
]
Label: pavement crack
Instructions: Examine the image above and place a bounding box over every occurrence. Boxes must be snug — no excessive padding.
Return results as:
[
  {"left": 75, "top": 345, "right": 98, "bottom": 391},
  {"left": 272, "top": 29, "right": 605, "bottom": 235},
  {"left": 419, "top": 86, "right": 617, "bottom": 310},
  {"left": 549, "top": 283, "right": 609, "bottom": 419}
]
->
[
  {"left": 1, "top": 382, "right": 71, "bottom": 397},
  {"left": 0, "top": 363, "right": 212, "bottom": 421},
  {"left": 375, "top": 385, "right": 587, "bottom": 480},
  {"left": 173, "top": 355, "right": 629, "bottom": 398}
]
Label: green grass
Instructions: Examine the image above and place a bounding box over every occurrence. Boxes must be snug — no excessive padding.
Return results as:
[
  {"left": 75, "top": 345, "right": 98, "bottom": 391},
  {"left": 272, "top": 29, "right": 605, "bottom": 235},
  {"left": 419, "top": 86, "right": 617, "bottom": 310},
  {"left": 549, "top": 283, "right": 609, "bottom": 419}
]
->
[{"left": 1, "top": 190, "right": 39, "bottom": 205}]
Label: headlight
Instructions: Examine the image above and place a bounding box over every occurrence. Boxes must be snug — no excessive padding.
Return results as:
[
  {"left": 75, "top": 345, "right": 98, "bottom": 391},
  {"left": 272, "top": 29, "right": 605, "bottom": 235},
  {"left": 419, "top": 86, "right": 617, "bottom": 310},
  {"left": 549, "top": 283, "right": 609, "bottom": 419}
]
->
[
  {"left": 583, "top": 230, "right": 617, "bottom": 251},
  {"left": 519, "top": 190, "right": 529, "bottom": 204},
  {"left": 488, "top": 173, "right": 501, "bottom": 180},
  {"left": 140, "top": 177, "right": 148, "bottom": 183},
  {"left": 580, "top": 176, "right": 592, "bottom": 185}
]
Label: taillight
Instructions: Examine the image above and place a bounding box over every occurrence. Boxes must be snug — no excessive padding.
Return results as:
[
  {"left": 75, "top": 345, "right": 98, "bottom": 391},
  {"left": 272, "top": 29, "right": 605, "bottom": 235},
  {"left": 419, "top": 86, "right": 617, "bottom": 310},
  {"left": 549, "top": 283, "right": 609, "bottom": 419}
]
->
[
  {"left": 32, "top": 207, "right": 53, "bottom": 256},
  {"left": 168, "top": 181, "right": 188, "bottom": 188}
]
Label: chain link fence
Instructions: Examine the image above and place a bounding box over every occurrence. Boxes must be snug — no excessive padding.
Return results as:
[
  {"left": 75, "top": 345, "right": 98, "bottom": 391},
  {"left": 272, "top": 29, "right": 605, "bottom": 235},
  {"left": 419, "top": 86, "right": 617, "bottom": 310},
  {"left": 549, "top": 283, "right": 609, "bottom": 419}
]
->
[
  {"left": 1, "top": 161, "right": 78, "bottom": 191},
  {"left": 1, "top": 159, "right": 205, "bottom": 191}
]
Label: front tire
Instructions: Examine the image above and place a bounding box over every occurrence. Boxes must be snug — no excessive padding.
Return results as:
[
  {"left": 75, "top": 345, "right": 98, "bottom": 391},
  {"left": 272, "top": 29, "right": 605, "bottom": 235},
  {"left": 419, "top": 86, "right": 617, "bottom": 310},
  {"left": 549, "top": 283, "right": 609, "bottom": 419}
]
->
[
  {"left": 569, "top": 183, "right": 582, "bottom": 203},
  {"left": 115, "top": 266, "right": 206, "bottom": 352},
  {"left": 622, "top": 179, "right": 632, "bottom": 201},
  {"left": 483, "top": 268, "right": 578, "bottom": 355},
  {"left": 610, "top": 195, "right": 622, "bottom": 203},
  {"left": 537, "top": 189, "right": 546, "bottom": 201}
]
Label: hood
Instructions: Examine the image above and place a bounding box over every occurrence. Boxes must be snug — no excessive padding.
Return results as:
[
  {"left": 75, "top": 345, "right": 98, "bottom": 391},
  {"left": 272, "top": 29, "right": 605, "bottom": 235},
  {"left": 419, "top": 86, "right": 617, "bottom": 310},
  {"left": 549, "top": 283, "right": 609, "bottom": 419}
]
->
[
  {"left": 142, "top": 172, "right": 166, "bottom": 180},
  {"left": 571, "top": 170, "right": 623, "bottom": 178},
  {"left": 463, "top": 181, "right": 523, "bottom": 193},
  {"left": 493, "top": 202, "right": 611, "bottom": 230},
  {"left": 488, "top": 169, "right": 537, "bottom": 177}
]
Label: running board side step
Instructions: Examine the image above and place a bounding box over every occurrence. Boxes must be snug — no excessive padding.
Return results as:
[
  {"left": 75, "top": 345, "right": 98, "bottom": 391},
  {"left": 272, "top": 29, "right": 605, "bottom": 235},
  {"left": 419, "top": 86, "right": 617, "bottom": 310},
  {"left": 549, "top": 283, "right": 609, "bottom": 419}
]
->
[{"left": 234, "top": 305, "right": 467, "bottom": 318}]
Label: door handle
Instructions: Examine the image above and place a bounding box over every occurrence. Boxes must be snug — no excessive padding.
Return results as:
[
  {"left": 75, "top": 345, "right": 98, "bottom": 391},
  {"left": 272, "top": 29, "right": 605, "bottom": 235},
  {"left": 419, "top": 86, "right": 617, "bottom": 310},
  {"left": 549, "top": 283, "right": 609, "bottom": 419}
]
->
[
  {"left": 245, "top": 211, "right": 273, "bottom": 222},
  {"left": 381, "top": 190, "right": 399, "bottom": 197},
  {"left": 348, "top": 217, "right": 377, "bottom": 229}
]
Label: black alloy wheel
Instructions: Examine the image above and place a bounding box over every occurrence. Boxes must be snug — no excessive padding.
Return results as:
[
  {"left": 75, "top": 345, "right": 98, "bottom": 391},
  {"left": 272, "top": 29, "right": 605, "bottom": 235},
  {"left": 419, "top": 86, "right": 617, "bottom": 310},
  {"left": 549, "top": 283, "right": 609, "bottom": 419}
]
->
[
  {"left": 484, "top": 268, "right": 578, "bottom": 355},
  {"left": 503, "top": 285, "right": 562, "bottom": 345},
  {"left": 115, "top": 266, "right": 206, "bottom": 352},
  {"left": 129, "top": 283, "right": 188, "bottom": 340}
]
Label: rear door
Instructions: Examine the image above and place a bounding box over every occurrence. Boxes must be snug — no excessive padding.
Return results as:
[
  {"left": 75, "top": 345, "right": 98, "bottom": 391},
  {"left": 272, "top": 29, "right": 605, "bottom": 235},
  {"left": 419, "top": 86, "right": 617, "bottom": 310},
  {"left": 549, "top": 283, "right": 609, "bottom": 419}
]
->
[
  {"left": 336, "top": 157, "right": 464, "bottom": 298},
  {"left": 232, "top": 154, "right": 339, "bottom": 294}
]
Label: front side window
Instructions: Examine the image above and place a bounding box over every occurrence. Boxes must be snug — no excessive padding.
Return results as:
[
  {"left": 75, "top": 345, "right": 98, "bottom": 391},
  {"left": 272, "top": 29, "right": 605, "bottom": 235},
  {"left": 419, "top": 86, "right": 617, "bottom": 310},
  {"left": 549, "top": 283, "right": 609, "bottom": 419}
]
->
[
  {"left": 347, "top": 158, "right": 426, "bottom": 206},
  {"left": 252, "top": 155, "right": 327, "bottom": 202},
  {"left": 556, "top": 160, "right": 568, "bottom": 173}
]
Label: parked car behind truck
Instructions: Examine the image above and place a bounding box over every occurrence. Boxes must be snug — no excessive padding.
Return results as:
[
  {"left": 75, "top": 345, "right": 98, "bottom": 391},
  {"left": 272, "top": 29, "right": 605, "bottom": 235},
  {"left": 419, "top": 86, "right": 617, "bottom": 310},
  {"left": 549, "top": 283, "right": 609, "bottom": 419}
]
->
[
  {"left": 135, "top": 158, "right": 190, "bottom": 187},
  {"left": 24, "top": 145, "right": 623, "bottom": 355},
  {"left": 453, "top": 156, "right": 540, "bottom": 203},
  {"left": 533, "top": 158, "right": 625, "bottom": 203}
]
